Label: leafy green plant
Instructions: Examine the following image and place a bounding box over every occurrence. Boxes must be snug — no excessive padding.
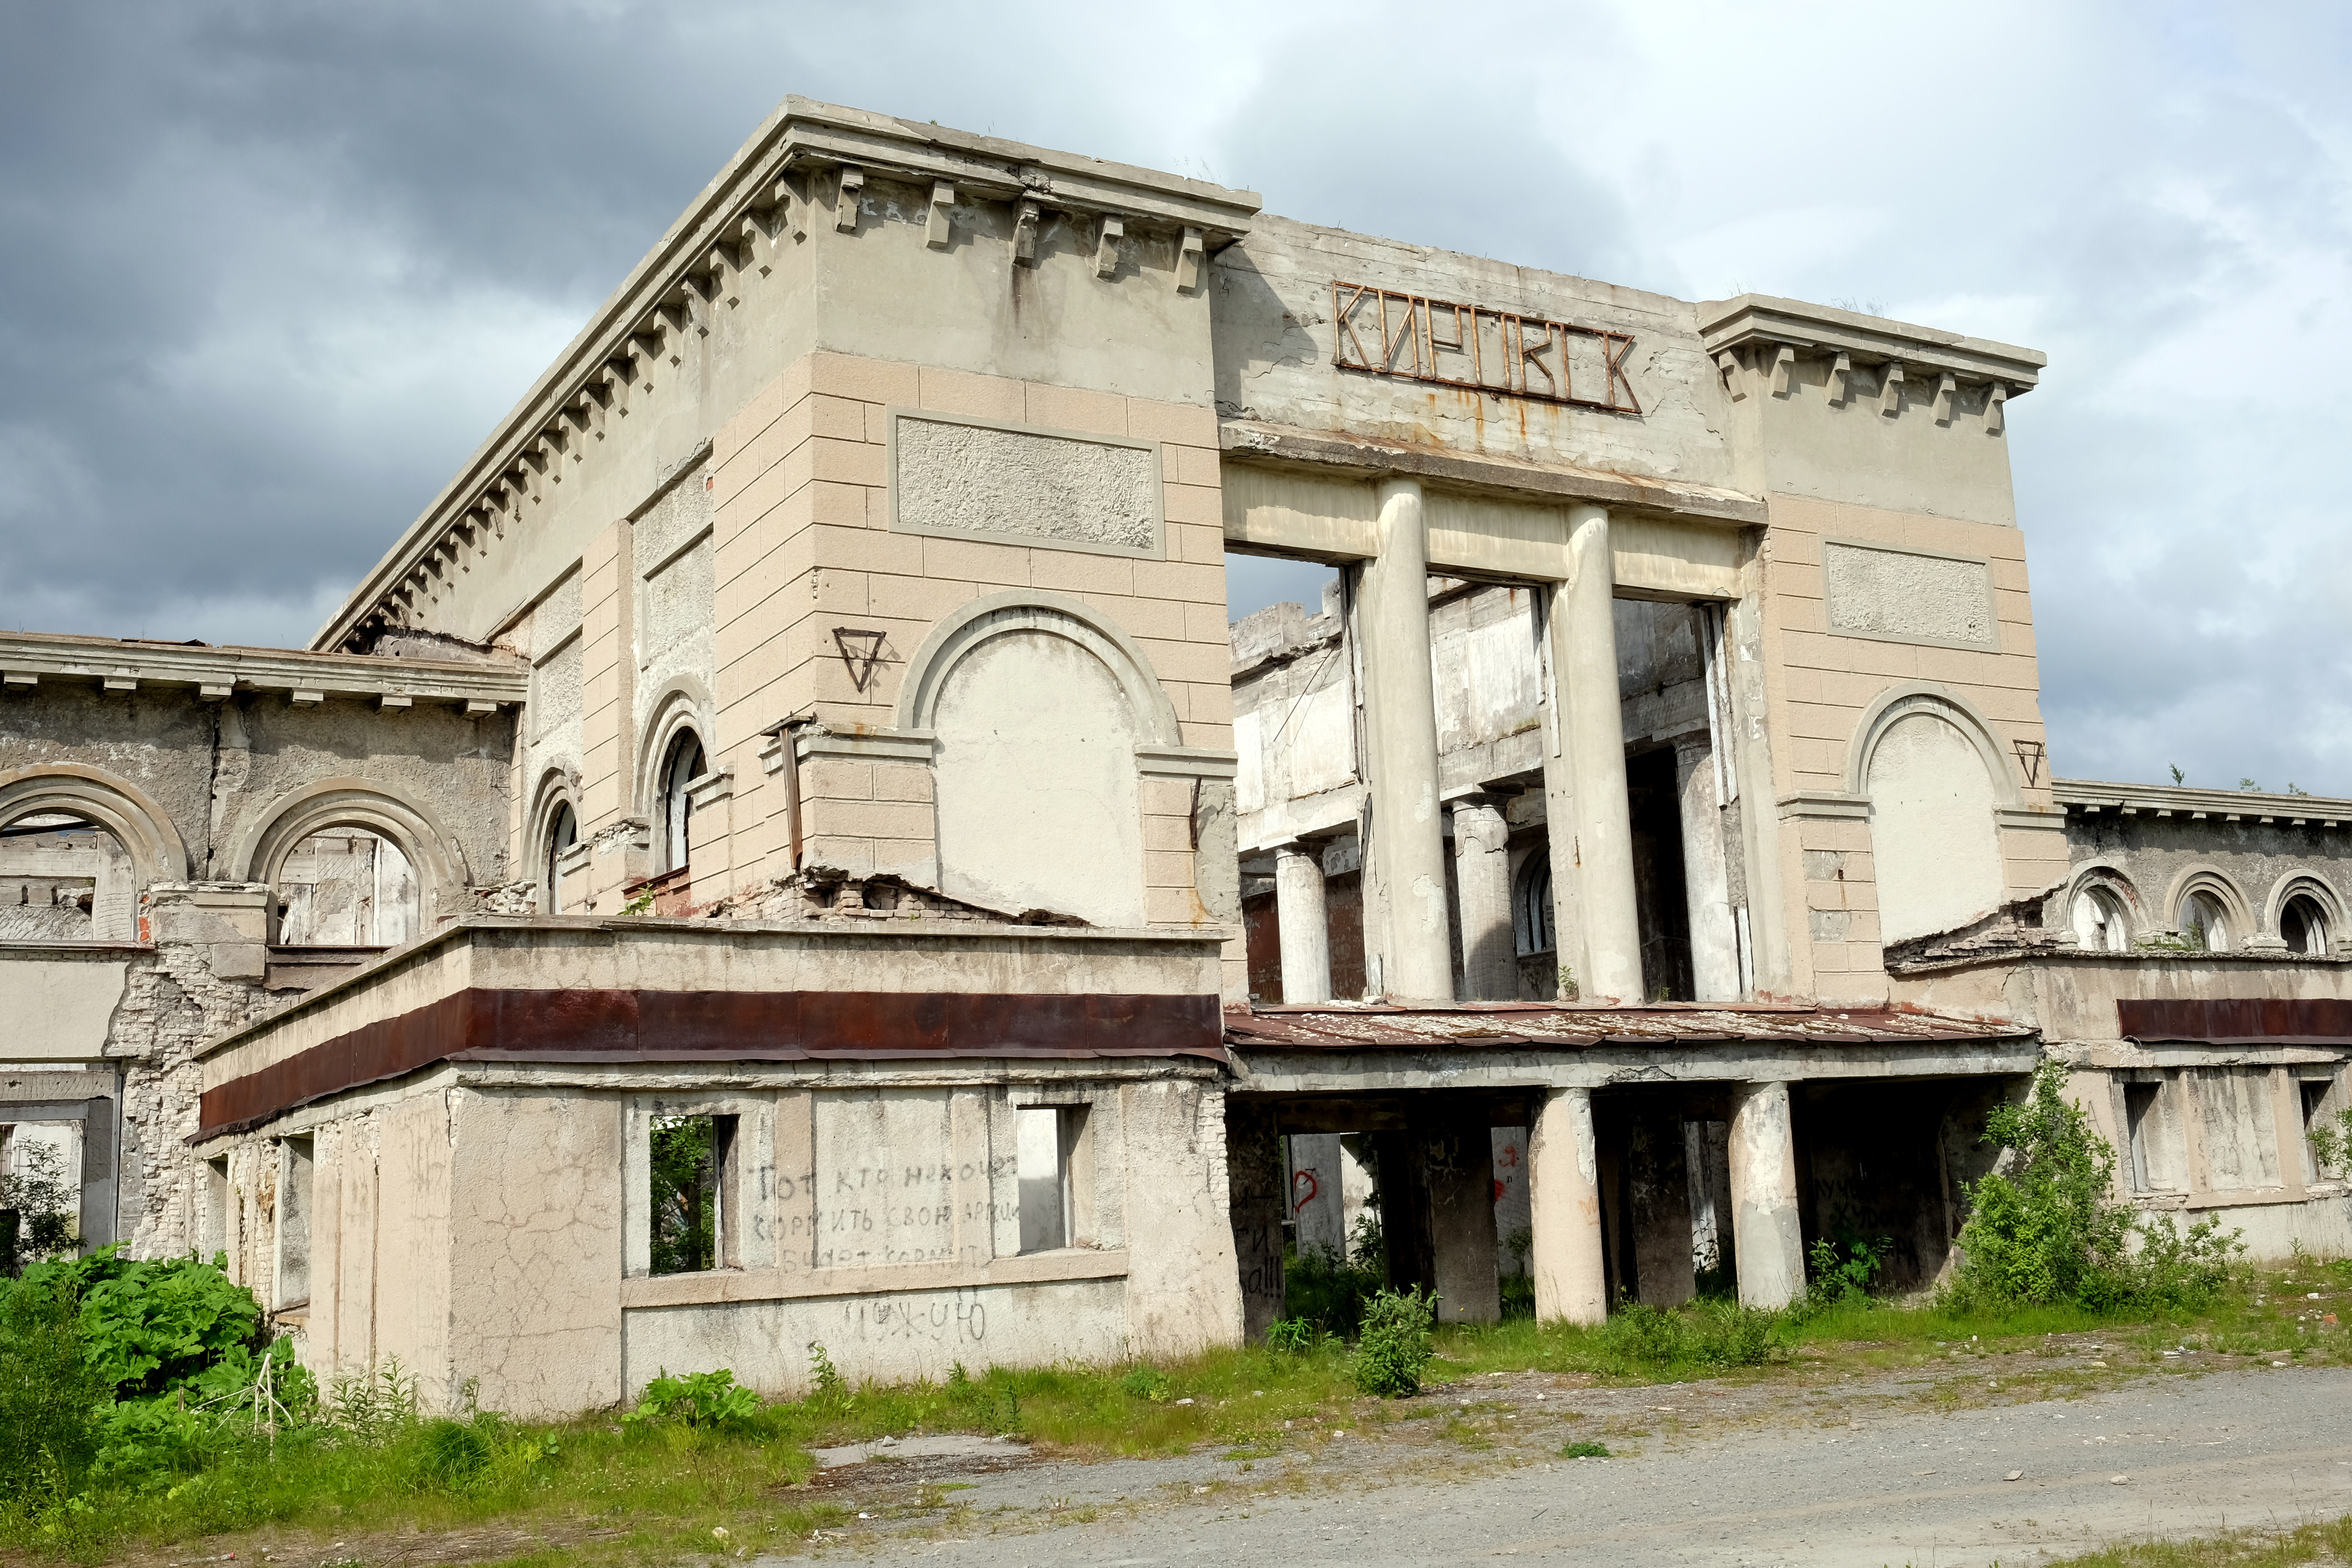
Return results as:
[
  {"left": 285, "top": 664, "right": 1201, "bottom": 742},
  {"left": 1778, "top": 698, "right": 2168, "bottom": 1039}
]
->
[
  {"left": 1953, "top": 1061, "right": 2242, "bottom": 1311},
  {"left": 1284, "top": 1242, "right": 1384, "bottom": 1338},
  {"left": 1806, "top": 1232, "right": 1892, "bottom": 1311},
  {"left": 649, "top": 1116, "right": 718, "bottom": 1275},
  {"left": 1597, "top": 1300, "right": 1777, "bottom": 1371},
  {"left": 0, "top": 1268, "right": 104, "bottom": 1495},
  {"left": 0, "top": 1140, "right": 79, "bottom": 1264},
  {"left": 623, "top": 1368, "right": 760, "bottom": 1429},
  {"left": 808, "top": 1342, "right": 849, "bottom": 1409},
  {"left": 1350, "top": 1286, "right": 1436, "bottom": 1397},
  {"left": 1561, "top": 1440, "right": 1611, "bottom": 1458},
  {"left": 1119, "top": 1366, "right": 1173, "bottom": 1400},
  {"left": 1264, "top": 1317, "right": 1316, "bottom": 1354}
]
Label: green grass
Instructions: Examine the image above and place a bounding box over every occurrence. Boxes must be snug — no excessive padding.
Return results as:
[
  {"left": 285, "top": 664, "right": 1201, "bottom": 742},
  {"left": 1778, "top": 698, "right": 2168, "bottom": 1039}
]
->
[
  {"left": 2043, "top": 1513, "right": 2352, "bottom": 1565},
  {"left": 21, "top": 1261, "right": 2352, "bottom": 1566}
]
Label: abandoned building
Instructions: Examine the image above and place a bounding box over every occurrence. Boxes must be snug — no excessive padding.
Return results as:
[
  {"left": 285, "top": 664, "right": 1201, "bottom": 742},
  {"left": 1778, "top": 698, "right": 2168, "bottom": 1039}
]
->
[{"left": 4, "top": 97, "right": 2350, "bottom": 1416}]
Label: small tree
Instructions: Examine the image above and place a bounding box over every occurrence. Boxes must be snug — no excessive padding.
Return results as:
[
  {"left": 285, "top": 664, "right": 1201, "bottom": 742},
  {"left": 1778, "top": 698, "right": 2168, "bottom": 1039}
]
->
[{"left": 1955, "top": 1062, "right": 2239, "bottom": 1310}]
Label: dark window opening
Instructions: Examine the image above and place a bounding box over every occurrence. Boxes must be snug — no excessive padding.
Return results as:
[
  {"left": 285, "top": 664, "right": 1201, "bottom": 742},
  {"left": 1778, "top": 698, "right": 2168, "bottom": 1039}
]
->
[
  {"left": 2283, "top": 895, "right": 2330, "bottom": 956},
  {"left": 2302, "top": 1079, "right": 2333, "bottom": 1181},
  {"left": 544, "top": 801, "right": 577, "bottom": 914},
  {"left": 1626, "top": 747, "right": 1695, "bottom": 1002},
  {"left": 659, "top": 731, "right": 706, "bottom": 875},
  {"left": 650, "top": 1113, "right": 736, "bottom": 1275},
  {"left": 2125, "top": 1082, "right": 2160, "bottom": 1191}
]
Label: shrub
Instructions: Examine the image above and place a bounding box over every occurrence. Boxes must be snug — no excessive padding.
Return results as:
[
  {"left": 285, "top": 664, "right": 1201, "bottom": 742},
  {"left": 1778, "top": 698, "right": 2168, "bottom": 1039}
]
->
[
  {"left": 1284, "top": 1243, "right": 1384, "bottom": 1338},
  {"left": 623, "top": 1368, "right": 760, "bottom": 1429},
  {"left": 1595, "top": 1300, "right": 1778, "bottom": 1372},
  {"left": 1561, "top": 1440, "right": 1611, "bottom": 1458},
  {"left": 0, "top": 1270, "right": 104, "bottom": 1495},
  {"left": 1953, "top": 1061, "right": 2243, "bottom": 1311},
  {"left": 1805, "top": 1232, "right": 1892, "bottom": 1312},
  {"left": 1350, "top": 1286, "right": 1435, "bottom": 1397},
  {"left": 411, "top": 1419, "right": 493, "bottom": 1487}
]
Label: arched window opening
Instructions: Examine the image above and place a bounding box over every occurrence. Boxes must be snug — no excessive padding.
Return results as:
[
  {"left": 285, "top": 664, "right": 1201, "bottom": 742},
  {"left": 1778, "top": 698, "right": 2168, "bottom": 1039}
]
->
[
  {"left": 0, "top": 813, "right": 136, "bottom": 943},
  {"left": 2071, "top": 885, "right": 2132, "bottom": 953},
  {"left": 544, "top": 802, "right": 578, "bottom": 915},
  {"left": 2179, "top": 889, "right": 2230, "bottom": 954},
  {"left": 1513, "top": 855, "right": 1555, "bottom": 956},
  {"left": 2282, "top": 894, "right": 2331, "bottom": 956},
  {"left": 277, "top": 829, "right": 416, "bottom": 947},
  {"left": 659, "top": 731, "right": 706, "bottom": 875}
]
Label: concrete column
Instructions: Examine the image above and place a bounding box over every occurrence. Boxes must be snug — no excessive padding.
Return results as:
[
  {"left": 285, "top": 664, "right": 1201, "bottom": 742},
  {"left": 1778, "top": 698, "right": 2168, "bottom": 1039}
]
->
[
  {"left": 1287, "top": 1132, "right": 1348, "bottom": 1258},
  {"left": 1552, "top": 504, "right": 1642, "bottom": 1001},
  {"left": 1224, "top": 1099, "right": 1286, "bottom": 1341},
  {"left": 1273, "top": 842, "right": 1333, "bottom": 1004},
  {"left": 1358, "top": 478, "right": 1452, "bottom": 1001},
  {"left": 1451, "top": 796, "right": 1516, "bottom": 1000},
  {"left": 1420, "top": 1116, "right": 1500, "bottom": 1323},
  {"left": 1728, "top": 1081, "right": 1806, "bottom": 1309},
  {"left": 1528, "top": 1087, "right": 1607, "bottom": 1324},
  {"left": 1674, "top": 736, "right": 1741, "bottom": 1001}
]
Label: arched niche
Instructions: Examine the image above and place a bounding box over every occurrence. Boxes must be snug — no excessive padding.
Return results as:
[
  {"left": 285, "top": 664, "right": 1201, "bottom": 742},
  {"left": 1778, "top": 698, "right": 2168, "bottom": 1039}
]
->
[
  {"left": 896, "top": 592, "right": 1178, "bottom": 927},
  {"left": 228, "top": 778, "right": 466, "bottom": 931},
  {"left": 527, "top": 767, "right": 582, "bottom": 914},
  {"left": 2063, "top": 863, "right": 2143, "bottom": 953},
  {"left": 2163, "top": 865, "right": 2252, "bottom": 954},
  {"left": 0, "top": 764, "right": 189, "bottom": 889},
  {"left": 2268, "top": 872, "right": 2344, "bottom": 956},
  {"left": 1851, "top": 687, "right": 2011, "bottom": 944},
  {"left": 636, "top": 679, "right": 714, "bottom": 876}
]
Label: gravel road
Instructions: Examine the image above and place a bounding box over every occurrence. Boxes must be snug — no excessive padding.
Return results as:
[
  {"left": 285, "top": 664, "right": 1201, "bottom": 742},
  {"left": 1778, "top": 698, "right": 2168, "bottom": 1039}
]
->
[{"left": 774, "top": 1364, "right": 2352, "bottom": 1567}]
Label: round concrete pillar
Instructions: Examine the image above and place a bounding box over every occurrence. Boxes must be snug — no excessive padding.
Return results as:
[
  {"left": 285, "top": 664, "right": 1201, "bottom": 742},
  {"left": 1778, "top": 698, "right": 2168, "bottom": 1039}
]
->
[{"left": 1273, "top": 841, "right": 1333, "bottom": 1004}]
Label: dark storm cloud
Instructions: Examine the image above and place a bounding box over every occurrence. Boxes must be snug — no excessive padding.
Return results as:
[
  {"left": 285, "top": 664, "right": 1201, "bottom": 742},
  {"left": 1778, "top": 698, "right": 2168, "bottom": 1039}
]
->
[{"left": 6, "top": 0, "right": 2352, "bottom": 799}]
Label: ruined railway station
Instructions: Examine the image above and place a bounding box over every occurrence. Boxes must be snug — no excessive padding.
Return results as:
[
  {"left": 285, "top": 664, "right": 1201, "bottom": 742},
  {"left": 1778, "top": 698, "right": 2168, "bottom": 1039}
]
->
[{"left": 7, "top": 98, "right": 2352, "bottom": 1416}]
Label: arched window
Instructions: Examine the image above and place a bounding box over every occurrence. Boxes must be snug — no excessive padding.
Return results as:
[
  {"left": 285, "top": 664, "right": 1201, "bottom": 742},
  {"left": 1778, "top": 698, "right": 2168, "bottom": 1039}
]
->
[
  {"left": 277, "top": 829, "right": 416, "bottom": 946},
  {"left": 2180, "top": 889, "right": 2230, "bottom": 953},
  {"left": 2282, "top": 893, "right": 2331, "bottom": 956},
  {"left": 2070, "top": 884, "right": 2132, "bottom": 953},
  {"left": 0, "top": 812, "right": 136, "bottom": 943},
  {"left": 544, "top": 801, "right": 578, "bottom": 914},
  {"left": 1514, "top": 854, "right": 1555, "bottom": 956},
  {"left": 658, "top": 731, "right": 705, "bottom": 875}
]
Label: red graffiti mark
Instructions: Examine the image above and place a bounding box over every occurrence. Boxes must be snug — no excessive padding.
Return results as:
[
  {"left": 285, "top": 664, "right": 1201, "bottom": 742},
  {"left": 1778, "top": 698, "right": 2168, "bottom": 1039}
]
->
[
  {"left": 1496, "top": 1142, "right": 1522, "bottom": 1168},
  {"left": 1292, "top": 1169, "right": 1321, "bottom": 1212},
  {"left": 1493, "top": 1178, "right": 1507, "bottom": 1202}
]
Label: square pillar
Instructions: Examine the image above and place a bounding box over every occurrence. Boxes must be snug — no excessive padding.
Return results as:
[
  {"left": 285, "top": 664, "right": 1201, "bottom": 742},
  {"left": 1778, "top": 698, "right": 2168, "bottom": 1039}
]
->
[
  {"left": 1528, "top": 1087, "right": 1607, "bottom": 1324},
  {"left": 1273, "top": 842, "right": 1333, "bottom": 1004},
  {"left": 1287, "top": 1132, "right": 1347, "bottom": 1258},
  {"left": 1728, "top": 1080, "right": 1806, "bottom": 1309},
  {"left": 1451, "top": 796, "right": 1515, "bottom": 1000},
  {"left": 1420, "top": 1115, "right": 1500, "bottom": 1323},
  {"left": 1224, "top": 1099, "right": 1286, "bottom": 1341}
]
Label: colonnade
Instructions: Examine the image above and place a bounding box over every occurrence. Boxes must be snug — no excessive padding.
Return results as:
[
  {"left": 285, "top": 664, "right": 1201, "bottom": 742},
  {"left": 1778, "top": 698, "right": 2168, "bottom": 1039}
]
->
[{"left": 1267, "top": 480, "right": 1645, "bottom": 1006}]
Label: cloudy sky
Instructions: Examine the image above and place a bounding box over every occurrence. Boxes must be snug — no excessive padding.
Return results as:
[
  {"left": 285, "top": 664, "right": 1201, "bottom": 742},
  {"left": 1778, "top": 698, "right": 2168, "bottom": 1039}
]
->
[{"left": 3, "top": 1, "right": 2347, "bottom": 792}]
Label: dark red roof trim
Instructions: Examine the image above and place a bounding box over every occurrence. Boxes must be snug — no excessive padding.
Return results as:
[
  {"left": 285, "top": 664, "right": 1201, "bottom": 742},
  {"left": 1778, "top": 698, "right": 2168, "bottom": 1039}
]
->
[
  {"left": 197, "top": 988, "right": 1224, "bottom": 1140},
  {"left": 2118, "top": 997, "right": 2352, "bottom": 1047}
]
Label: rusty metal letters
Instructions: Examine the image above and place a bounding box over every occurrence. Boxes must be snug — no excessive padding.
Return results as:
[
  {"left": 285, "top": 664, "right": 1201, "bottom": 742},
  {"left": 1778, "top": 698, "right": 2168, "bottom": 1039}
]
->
[{"left": 1329, "top": 280, "right": 1642, "bottom": 415}]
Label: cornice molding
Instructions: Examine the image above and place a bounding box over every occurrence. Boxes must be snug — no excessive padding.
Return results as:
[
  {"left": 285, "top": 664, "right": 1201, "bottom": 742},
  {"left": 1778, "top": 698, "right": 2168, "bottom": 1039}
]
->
[{"left": 0, "top": 631, "right": 524, "bottom": 710}]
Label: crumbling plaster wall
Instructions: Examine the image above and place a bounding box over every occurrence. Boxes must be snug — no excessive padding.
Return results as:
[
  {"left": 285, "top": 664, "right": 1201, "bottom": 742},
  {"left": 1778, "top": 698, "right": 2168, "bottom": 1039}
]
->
[
  {"left": 2060, "top": 812, "right": 2352, "bottom": 947},
  {"left": 1, "top": 676, "right": 519, "bottom": 1258},
  {"left": 1211, "top": 214, "right": 1731, "bottom": 486},
  {"left": 205, "top": 1062, "right": 1238, "bottom": 1418}
]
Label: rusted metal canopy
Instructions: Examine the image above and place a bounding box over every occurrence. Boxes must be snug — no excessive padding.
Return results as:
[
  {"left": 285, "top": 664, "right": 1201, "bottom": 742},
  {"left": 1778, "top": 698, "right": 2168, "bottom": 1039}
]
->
[
  {"left": 198, "top": 987, "right": 1224, "bottom": 1140},
  {"left": 1224, "top": 1000, "right": 2034, "bottom": 1053},
  {"left": 2119, "top": 997, "right": 2352, "bottom": 1046}
]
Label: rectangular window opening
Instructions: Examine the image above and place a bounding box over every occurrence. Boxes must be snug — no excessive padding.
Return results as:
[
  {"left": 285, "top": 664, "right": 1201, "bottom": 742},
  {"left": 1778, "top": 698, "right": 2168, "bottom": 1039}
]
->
[
  {"left": 204, "top": 1156, "right": 229, "bottom": 1263},
  {"left": 2124, "top": 1082, "right": 2160, "bottom": 1192},
  {"left": 1017, "top": 1106, "right": 1087, "bottom": 1254},
  {"left": 2301, "top": 1079, "right": 2333, "bottom": 1183},
  {"left": 649, "top": 1114, "right": 737, "bottom": 1275},
  {"left": 277, "top": 1137, "right": 314, "bottom": 1309}
]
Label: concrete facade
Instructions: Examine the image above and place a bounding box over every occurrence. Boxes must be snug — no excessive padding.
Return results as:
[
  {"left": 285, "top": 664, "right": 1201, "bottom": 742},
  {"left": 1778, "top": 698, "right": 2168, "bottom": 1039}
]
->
[{"left": 5, "top": 96, "right": 2348, "bottom": 1408}]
